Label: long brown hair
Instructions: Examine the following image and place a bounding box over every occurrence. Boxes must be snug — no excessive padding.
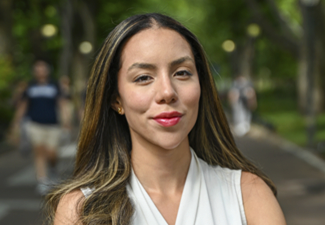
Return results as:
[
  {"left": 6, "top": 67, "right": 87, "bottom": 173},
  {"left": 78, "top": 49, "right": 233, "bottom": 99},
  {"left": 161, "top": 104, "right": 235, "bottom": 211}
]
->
[{"left": 45, "top": 13, "right": 276, "bottom": 225}]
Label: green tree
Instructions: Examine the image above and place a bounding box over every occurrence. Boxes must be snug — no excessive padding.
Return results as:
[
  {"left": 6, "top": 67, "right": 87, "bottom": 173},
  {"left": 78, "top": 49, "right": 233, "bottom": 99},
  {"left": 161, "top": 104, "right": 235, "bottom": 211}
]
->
[{"left": 244, "top": 0, "right": 325, "bottom": 146}]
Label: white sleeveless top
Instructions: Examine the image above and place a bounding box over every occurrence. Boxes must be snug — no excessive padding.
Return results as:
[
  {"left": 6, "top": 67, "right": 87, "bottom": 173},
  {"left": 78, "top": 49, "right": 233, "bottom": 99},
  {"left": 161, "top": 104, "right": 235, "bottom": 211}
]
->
[{"left": 81, "top": 149, "right": 247, "bottom": 225}]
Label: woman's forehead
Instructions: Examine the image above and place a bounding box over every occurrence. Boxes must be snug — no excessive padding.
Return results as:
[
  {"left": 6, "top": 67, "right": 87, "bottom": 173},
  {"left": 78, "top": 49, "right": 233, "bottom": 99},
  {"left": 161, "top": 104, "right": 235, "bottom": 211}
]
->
[{"left": 120, "top": 28, "right": 194, "bottom": 65}]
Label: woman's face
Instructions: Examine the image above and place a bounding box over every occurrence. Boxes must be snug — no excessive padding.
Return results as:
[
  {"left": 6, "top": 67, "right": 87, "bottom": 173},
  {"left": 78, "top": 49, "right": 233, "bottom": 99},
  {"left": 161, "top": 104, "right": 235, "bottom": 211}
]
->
[{"left": 116, "top": 27, "right": 201, "bottom": 150}]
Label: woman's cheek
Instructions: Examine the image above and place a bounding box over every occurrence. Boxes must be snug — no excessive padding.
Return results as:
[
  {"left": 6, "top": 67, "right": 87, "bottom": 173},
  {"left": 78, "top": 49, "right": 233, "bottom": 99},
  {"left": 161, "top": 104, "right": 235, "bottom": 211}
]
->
[
  {"left": 126, "top": 91, "right": 151, "bottom": 113},
  {"left": 183, "top": 86, "right": 201, "bottom": 107}
]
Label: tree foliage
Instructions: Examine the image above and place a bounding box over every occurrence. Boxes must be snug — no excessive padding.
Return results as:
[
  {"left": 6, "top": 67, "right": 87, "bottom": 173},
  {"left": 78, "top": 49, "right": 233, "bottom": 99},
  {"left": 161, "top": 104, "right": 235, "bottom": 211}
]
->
[{"left": 0, "top": 0, "right": 324, "bottom": 144}]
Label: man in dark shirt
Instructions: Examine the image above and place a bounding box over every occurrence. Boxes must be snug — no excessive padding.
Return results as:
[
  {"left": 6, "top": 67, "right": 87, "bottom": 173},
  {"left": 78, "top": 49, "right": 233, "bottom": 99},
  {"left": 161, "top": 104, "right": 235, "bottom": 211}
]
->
[{"left": 12, "top": 60, "right": 68, "bottom": 195}]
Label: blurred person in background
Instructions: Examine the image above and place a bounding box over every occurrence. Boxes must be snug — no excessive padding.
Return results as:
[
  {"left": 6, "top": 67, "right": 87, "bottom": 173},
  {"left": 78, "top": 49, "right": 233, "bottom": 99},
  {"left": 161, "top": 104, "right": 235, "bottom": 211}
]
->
[
  {"left": 8, "top": 80, "right": 31, "bottom": 156},
  {"left": 78, "top": 81, "right": 88, "bottom": 123},
  {"left": 228, "top": 75, "right": 257, "bottom": 137},
  {"left": 11, "top": 80, "right": 29, "bottom": 108},
  {"left": 46, "top": 13, "right": 285, "bottom": 225},
  {"left": 10, "top": 60, "right": 68, "bottom": 195},
  {"left": 59, "top": 75, "right": 73, "bottom": 145}
]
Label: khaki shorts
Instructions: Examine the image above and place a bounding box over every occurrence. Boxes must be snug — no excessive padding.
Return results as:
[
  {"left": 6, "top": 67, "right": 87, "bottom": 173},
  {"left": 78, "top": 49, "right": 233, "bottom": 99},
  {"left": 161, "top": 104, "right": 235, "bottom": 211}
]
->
[{"left": 27, "top": 121, "right": 61, "bottom": 150}]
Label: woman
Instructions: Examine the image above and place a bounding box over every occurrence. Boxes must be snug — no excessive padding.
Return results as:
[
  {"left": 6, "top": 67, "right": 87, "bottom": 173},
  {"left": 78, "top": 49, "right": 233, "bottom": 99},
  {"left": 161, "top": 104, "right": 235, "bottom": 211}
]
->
[{"left": 46, "top": 13, "right": 286, "bottom": 225}]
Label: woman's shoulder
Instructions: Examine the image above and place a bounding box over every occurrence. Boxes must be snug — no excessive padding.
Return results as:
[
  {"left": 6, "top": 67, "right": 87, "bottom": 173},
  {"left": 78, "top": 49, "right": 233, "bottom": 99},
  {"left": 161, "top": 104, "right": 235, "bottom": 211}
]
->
[
  {"left": 198, "top": 158, "right": 286, "bottom": 224},
  {"left": 54, "top": 189, "right": 85, "bottom": 225},
  {"left": 198, "top": 157, "right": 241, "bottom": 184},
  {"left": 241, "top": 172, "right": 286, "bottom": 225}
]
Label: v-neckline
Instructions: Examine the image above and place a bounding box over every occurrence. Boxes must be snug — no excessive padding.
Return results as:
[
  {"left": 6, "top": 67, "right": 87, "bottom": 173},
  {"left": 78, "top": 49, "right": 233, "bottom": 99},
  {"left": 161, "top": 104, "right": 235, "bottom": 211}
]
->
[{"left": 128, "top": 148, "right": 201, "bottom": 225}]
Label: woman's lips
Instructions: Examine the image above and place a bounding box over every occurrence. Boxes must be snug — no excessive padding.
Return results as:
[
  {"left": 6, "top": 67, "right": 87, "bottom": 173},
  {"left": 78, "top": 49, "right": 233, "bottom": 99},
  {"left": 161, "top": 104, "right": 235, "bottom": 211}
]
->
[
  {"left": 154, "top": 117, "right": 181, "bottom": 127},
  {"left": 153, "top": 111, "right": 182, "bottom": 127}
]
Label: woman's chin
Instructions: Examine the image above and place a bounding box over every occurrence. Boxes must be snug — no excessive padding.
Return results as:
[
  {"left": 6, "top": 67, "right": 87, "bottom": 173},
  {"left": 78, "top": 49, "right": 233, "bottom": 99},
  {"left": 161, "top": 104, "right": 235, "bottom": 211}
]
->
[
  {"left": 159, "top": 143, "right": 182, "bottom": 150},
  {"left": 154, "top": 138, "right": 189, "bottom": 151}
]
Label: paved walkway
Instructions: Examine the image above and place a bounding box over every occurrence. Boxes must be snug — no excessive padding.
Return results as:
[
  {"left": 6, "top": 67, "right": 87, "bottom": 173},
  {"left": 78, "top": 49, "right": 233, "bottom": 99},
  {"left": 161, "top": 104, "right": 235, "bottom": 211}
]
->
[
  {"left": 0, "top": 130, "right": 324, "bottom": 224},
  {"left": 0, "top": 144, "right": 76, "bottom": 225},
  {"left": 237, "top": 127, "right": 325, "bottom": 225}
]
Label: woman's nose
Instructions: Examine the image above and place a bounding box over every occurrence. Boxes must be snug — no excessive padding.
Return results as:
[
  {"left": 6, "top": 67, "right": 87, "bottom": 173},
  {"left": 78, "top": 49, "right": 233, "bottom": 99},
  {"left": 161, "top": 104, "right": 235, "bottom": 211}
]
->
[{"left": 155, "top": 76, "right": 178, "bottom": 104}]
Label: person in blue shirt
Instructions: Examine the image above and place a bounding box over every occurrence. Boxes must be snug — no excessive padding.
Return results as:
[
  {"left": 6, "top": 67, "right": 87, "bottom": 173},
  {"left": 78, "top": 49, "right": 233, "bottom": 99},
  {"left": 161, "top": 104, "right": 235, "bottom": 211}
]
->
[{"left": 11, "top": 60, "right": 68, "bottom": 195}]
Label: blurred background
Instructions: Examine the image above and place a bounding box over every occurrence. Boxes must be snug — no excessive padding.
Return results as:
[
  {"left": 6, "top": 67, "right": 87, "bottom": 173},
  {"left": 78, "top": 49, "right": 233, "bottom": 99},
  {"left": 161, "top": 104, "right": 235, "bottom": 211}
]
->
[{"left": 0, "top": 0, "right": 324, "bottom": 224}]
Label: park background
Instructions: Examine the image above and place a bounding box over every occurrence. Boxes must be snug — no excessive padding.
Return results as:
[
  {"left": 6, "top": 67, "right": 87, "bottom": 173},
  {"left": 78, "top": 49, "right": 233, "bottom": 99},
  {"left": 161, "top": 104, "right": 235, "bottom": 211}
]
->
[
  {"left": 0, "top": 0, "right": 325, "bottom": 224},
  {"left": 1, "top": 0, "right": 325, "bottom": 154}
]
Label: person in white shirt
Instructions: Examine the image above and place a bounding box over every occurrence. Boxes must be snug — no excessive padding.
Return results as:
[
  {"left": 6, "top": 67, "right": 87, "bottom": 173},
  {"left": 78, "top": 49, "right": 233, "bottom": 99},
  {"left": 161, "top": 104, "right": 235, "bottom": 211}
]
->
[{"left": 46, "top": 13, "right": 286, "bottom": 225}]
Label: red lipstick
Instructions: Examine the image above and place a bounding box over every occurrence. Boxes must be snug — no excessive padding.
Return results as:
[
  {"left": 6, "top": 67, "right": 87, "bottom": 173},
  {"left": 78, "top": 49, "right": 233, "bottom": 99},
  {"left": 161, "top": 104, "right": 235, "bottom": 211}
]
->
[{"left": 153, "top": 111, "right": 182, "bottom": 127}]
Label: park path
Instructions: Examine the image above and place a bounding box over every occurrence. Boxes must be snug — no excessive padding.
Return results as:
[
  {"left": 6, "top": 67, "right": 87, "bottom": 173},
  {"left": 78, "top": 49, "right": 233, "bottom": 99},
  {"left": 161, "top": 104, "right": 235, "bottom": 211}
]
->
[
  {"left": 237, "top": 131, "right": 325, "bottom": 225},
  {"left": 0, "top": 129, "right": 324, "bottom": 224},
  {"left": 0, "top": 144, "right": 76, "bottom": 225}
]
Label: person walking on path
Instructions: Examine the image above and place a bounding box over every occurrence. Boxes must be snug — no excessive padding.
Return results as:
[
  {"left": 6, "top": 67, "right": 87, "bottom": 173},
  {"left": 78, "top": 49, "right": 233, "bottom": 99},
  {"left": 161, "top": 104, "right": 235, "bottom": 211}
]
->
[
  {"left": 9, "top": 80, "right": 31, "bottom": 156},
  {"left": 228, "top": 75, "right": 257, "bottom": 136},
  {"left": 58, "top": 75, "right": 74, "bottom": 145},
  {"left": 10, "top": 60, "right": 69, "bottom": 195}
]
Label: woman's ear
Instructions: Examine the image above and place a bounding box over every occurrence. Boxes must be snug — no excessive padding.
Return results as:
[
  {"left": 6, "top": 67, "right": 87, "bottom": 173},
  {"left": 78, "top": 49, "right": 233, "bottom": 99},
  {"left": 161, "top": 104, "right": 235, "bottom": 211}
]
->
[{"left": 111, "top": 97, "right": 124, "bottom": 115}]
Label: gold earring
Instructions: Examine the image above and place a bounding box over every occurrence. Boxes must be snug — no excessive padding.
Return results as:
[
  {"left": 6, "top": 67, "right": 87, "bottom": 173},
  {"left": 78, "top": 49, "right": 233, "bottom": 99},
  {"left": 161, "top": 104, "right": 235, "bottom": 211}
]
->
[{"left": 118, "top": 107, "right": 122, "bottom": 114}]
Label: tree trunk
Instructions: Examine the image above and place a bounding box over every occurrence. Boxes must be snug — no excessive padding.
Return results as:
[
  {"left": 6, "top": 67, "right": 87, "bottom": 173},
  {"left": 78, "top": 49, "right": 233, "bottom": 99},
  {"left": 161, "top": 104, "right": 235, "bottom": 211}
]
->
[
  {"left": 229, "top": 37, "right": 255, "bottom": 79},
  {"left": 297, "top": 41, "right": 323, "bottom": 114},
  {"left": 57, "top": 0, "right": 73, "bottom": 77},
  {"left": 298, "top": 1, "right": 323, "bottom": 147},
  {"left": 0, "top": 0, "right": 13, "bottom": 56},
  {"left": 71, "top": 52, "right": 88, "bottom": 121},
  {"left": 239, "top": 38, "right": 255, "bottom": 79},
  {"left": 71, "top": 0, "right": 97, "bottom": 123}
]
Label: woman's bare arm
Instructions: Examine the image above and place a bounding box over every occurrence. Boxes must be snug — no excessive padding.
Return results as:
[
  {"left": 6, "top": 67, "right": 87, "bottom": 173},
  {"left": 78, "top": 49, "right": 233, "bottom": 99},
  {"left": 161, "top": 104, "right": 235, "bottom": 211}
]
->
[
  {"left": 54, "top": 190, "right": 84, "bottom": 225},
  {"left": 241, "top": 172, "right": 286, "bottom": 225}
]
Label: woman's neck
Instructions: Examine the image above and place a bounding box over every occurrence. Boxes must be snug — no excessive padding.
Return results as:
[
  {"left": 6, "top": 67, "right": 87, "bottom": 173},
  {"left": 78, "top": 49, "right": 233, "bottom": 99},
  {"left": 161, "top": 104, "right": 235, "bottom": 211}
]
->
[{"left": 131, "top": 139, "right": 191, "bottom": 195}]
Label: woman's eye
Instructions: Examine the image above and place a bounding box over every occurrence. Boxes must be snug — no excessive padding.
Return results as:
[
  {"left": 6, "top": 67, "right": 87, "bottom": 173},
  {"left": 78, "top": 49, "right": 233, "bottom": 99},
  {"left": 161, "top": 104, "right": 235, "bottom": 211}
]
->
[
  {"left": 175, "top": 70, "right": 192, "bottom": 77},
  {"left": 134, "top": 75, "right": 152, "bottom": 83}
]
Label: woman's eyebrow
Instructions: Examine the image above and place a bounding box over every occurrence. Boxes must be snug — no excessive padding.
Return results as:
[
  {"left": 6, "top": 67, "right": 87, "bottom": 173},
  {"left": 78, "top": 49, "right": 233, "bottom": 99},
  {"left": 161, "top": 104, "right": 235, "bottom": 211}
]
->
[
  {"left": 128, "top": 63, "right": 156, "bottom": 72},
  {"left": 170, "top": 56, "right": 194, "bottom": 67},
  {"left": 127, "top": 56, "right": 194, "bottom": 72}
]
